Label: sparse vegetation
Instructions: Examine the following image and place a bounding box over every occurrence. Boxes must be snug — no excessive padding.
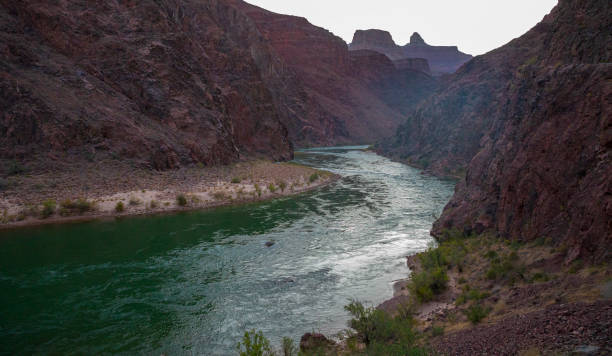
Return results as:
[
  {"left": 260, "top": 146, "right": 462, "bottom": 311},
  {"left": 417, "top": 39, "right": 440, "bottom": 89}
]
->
[
  {"left": 213, "top": 192, "right": 227, "bottom": 200},
  {"left": 129, "top": 196, "right": 141, "bottom": 206},
  {"left": 236, "top": 330, "right": 274, "bottom": 356},
  {"left": 308, "top": 172, "right": 319, "bottom": 183},
  {"left": 464, "top": 303, "right": 490, "bottom": 324},
  {"left": 255, "top": 184, "right": 262, "bottom": 197},
  {"left": 41, "top": 199, "right": 56, "bottom": 219},
  {"left": 59, "top": 198, "right": 94, "bottom": 216},
  {"left": 268, "top": 183, "right": 277, "bottom": 193},
  {"left": 278, "top": 180, "right": 287, "bottom": 192},
  {"left": 232, "top": 177, "right": 241, "bottom": 184},
  {"left": 7, "top": 160, "right": 26, "bottom": 175},
  {"left": 149, "top": 200, "right": 159, "bottom": 209},
  {"left": 176, "top": 194, "right": 188, "bottom": 206},
  {"left": 115, "top": 201, "right": 125, "bottom": 213},
  {"left": 344, "top": 300, "right": 426, "bottom": 355}
]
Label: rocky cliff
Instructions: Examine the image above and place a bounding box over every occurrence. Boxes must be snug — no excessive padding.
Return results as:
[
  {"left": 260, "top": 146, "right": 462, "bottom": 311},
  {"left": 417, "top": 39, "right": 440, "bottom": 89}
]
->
[
  {"left": 379, "top": 0, "right": 611, "bottom": 261},
  {"left": 1, "top": 0, "right": 437, "bottom": 171},
  {"left": 0, "top": 0, "right": 296, "bottom": 171},
  {"left": 349, "top": 30, "right": 472, "bottom": 75},
  {"left": 227, "top": 1, "right": 437, "bottom": 146}
]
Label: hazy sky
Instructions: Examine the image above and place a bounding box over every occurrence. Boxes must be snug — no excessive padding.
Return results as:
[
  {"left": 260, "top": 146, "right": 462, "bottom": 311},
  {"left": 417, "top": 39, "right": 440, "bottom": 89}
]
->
[{"left": 244, "top": 0, "right": 558, "bottom": 55}]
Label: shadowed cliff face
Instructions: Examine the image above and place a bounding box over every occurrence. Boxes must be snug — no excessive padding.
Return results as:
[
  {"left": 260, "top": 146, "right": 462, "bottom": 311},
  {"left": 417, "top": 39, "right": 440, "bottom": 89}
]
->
[
  {"left": 380, "top": 0, "right": 611, "bottom": 261},
  {"left": 228, "top": 1, "right": 437, "bottom": 147},
  {"left": 0, "top": 0, "right": 295, "bottom": 170},
  {"left": 0, "top": 0, "right": 437, "bottom": 169}
]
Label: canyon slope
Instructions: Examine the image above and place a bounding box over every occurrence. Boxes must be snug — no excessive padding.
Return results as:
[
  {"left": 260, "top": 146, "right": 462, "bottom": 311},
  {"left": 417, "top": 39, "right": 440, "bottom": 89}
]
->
[
  {"left": 379, "top": 0, "right": 611, "bottom": 261},
  {"left": 227, "top": 0, "right": 436, "bottom": 147},
  {"left": 1, "top": 0, "right": 296, "bottom": 171},
  {"left": 350, "top": 29, "right": 472, "bottom": 75},
  {"left": 0, "top": 0, "right": 437, "bottom": 173}
]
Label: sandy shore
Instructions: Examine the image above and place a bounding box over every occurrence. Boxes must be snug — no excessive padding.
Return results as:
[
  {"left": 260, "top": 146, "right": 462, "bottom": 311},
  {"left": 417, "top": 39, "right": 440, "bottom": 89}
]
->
[{"left": 0, "top": 160, "right": 338, "bottom": 229}]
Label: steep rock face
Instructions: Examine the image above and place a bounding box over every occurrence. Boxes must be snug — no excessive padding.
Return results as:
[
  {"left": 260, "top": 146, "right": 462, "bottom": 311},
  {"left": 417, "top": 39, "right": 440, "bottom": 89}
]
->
[
  {"left": 349, "top": 30, "right": 472, "bottom": 75},
  {"left": 229, "top": 1, "right": 437, "bottom": 146},
  {"left": 381, "top": 0, "right": 611, "bottom": 261},
  {"left": 0, "top": 0, "right": 293, "bottom": 170},
  {"left": 394, "top": 58, "right": 431, "bottom": 75}
]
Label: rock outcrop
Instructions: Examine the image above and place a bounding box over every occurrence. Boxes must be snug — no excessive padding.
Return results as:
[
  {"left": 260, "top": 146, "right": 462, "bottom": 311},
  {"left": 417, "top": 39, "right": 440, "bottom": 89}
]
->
[
  {"left": 1, "top": 0, "right": 438, "bottom": 171},
  {"left": 0, "top": 0, "right": 293, "bottom": 170},
  {"left": 229, "top": 1, "right": 437, "bottom": 146},
  {"left": 349, "top": 30, "right": 472, "bottom": 75},
  {"left": 379, "top": 0, "right": 612, "bottom": 261}
]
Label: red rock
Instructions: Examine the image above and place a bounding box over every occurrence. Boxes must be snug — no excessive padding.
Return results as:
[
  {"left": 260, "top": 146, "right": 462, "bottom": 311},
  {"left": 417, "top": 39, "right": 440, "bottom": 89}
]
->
[{"left": 379, "top": 0, "right": 612, "bottom": 262}]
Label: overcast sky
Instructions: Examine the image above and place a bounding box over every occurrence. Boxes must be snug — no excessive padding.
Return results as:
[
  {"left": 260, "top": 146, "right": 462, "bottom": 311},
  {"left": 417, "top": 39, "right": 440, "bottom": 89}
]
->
[{"left": 244, "top": 0, "right": 558, "bottom": 55}]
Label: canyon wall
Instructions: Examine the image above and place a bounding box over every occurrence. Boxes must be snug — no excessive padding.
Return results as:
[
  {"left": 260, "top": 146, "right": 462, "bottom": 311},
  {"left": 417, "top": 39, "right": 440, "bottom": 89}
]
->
[
  {"left": 1, "top": 0, "right": 437, "bottom": 172},
  {"left": 379, "top": 0, "right": 611, "bottom": 261},
  {"left": 0, "top": 0, "right": 296, "bottom": 170}
]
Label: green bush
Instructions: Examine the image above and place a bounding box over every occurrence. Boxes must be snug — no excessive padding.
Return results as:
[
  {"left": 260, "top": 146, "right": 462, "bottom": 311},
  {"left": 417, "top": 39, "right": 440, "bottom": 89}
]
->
[
  {"left": 176, "top": 194, "right": 188, "bottom": 206},
  {"left": 60, "top": 198, "right": 94, "bottom": 215},
  {"left": 254, "top": 184, "right": 262, "bottom": 197},
  {"left": 129, "top": 197, "right": 141, "bottom": 206},
  {"left": 278, "top": 181, "right": 287, "bottom": 192},
  {"left": 432, "top": 326, "right": 444, "bottom": 337},
  {"left": 231, "top": 177, "right": 241, "bottom": 184},
  {"left": 41, "top": 199, "right": 56, "bottom": 219},
  {"left": 267, "top": 183, "right": 277, "bottom": 193},
  {"left": 149, "top": 200, "right": 159, "bottom": 209},
  {"left": 309, "top": 172, "right": 319, "bottom": 183},
  {"left": 465, "top": 304, "right": 490, "bottom": 324},
  {"left": 115, "top": 201, "right": 125, "bottom": 213},
  {"left": 236, "top": 330, "right": 274, "bottom": 356},
  {"left": 344, "top": 301, "right": 426, "bottom": 355},
  {"left": 410, "top": 267, "right": 449, "bottom": 302},
  {"left": 281, "top": 337, "right": 297, "bottom": 356}
]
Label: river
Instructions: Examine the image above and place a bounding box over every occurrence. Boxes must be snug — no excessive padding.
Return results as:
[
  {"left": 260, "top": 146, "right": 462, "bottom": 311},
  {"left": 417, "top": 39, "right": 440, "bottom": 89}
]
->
[{"left": 0, "top": 146, "right": 455, "bottom": 355}]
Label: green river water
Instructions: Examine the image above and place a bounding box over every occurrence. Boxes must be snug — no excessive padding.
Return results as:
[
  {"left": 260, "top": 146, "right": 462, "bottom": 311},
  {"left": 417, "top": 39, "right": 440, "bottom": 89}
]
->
[{"left": 0, "top": 146, "right": 455, "bottom": 355}]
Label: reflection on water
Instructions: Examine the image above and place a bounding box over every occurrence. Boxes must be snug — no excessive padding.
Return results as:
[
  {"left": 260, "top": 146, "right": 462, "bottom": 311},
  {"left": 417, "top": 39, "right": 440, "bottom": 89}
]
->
[{"left": 0, "top": 146, "right": 455, "bottom": 355}]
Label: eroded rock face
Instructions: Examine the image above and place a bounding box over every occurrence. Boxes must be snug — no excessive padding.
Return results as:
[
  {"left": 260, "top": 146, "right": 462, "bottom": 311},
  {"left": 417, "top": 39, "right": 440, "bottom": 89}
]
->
[
  {"left": 380, "top": 0, "right": 612, "bottom": 261},
  {"left": 349, "top": 29, "right": 472, "bottom": 74},
  {"left": 229, "top": 1, "right": 437, "bottom": 146},
  {"left": 0, "top": 0, "right": 293, "bottom": 169}
]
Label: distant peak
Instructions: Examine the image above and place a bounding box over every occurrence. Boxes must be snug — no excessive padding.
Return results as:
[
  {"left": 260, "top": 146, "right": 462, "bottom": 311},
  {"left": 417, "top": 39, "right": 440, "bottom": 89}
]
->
[
  {"left": 351, "top": 29, "right": 397, "bottom": 48},
  {"left": 410, "top": 32, "right": 426, "bottom": 45}
]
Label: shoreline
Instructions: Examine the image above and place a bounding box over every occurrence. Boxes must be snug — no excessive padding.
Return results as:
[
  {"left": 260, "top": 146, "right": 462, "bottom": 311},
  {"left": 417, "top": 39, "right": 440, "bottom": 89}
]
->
[{"left": 0, "top": 160, "right": 339, "bottom": 231}]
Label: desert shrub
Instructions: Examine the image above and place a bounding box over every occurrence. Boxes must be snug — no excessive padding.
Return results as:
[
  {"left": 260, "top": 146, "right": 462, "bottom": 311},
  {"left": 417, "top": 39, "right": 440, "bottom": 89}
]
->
[
  {"left": 410, "top": 267, "right": 448, "bottom": 302},
  {"left": 60, "top": 199, "right": 94, "bottom": 215},
  {"left": 129, "top": 197, "right": 141, "bottom": 206},
  {"left": 344, "top": 301, "right": 425, "bottom": 355},
  {"left": 254, "top": 184, "right": 262, "bottom": 197},
  {"left": 308, "top": 172, "right": 319, "bottom": 183},
  {"left": 529, "top": 272, "right": 550, "bottom": 283},
  {"left": 486, "top": 251, "right": 524, "bottom": 284},
  {"left": 176, "top": 194, "right": 187, "bottom": 206},
  {"left": 465, "top": 304, "right": 490, "bottom": 324},
  {"left": 278, "top": 181, "right": 287, "bottom": 192},
  {"left": 41, "top": 199, "right": 56, "bottom": 219},
  {"left": 267, "top": 183, "right": 276, "bottom": 193},
  {"left": 115, "top": 201, "right": 125, "bottom": 213},
  {"left": 231, "top": 177, "right": 241, "bottom": 184},
  {"left": 281, "top": 337, "right": 297, "bottom": 356},
  {"left": 213, "top": 192, "right": 227, "bottom": 200},
  {"left": 149, "top": 200, "right": 159, "bottom": 209},
  {"left": 418, "top": 247, "right": 447, "bottom": 270},
  {"left": 236, "top": 330, "right": 274, "bottom": 356},
  {"left": 432, "top": 326, "right": 444, "bottom": 337}
]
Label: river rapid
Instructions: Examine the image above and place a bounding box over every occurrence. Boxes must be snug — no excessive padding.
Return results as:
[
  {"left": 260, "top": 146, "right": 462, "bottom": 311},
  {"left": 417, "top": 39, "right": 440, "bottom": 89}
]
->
[{"left": 0, "top": 146, "right": 455, "bottom": 355}]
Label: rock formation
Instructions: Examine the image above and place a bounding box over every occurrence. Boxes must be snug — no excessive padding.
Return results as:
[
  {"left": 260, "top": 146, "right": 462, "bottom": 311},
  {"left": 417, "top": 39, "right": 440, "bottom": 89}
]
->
[
  {"left": 0, "top": 0, "right": 437, "bottom": 171},
  {"left": 0, "top": 0, "right": 293, "bottom": 170},
  {"left": 349, "top": 29, "right": 472, "bottom": 75},
  {"left": 227, "top": 1, "right": 437, "bottom": 146},
  {"left": 379, "top": 0, "right": 611, "bottom": 261}
]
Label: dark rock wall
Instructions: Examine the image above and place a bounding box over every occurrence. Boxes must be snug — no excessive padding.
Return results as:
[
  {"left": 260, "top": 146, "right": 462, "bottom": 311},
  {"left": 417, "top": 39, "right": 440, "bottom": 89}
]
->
[{"left": 380, "top": 0, "right": 612, "bottom": 261}]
